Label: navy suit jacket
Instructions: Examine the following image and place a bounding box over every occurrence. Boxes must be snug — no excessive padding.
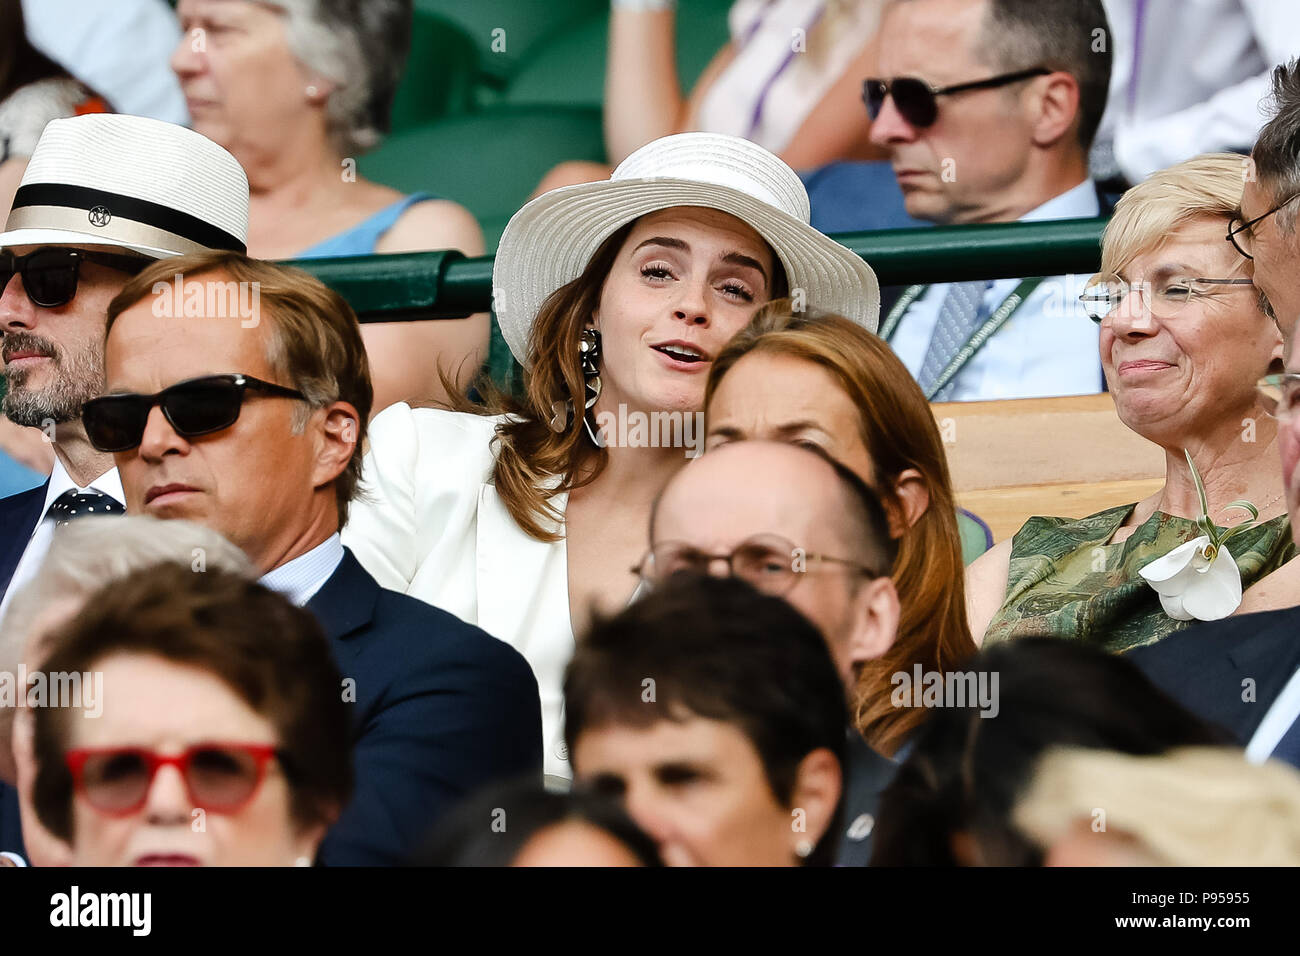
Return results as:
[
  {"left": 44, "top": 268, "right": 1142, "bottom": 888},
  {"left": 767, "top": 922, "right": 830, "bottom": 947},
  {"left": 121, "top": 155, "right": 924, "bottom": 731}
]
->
[
  {"left": 1127, "top": 605, "right": 1300, "bottom": 759},
  {"left": 835, "top": 731, "right": 897, "bottom": 867},
  {"left": 0, "top": 781, "right": 24, "bottom": 860},
  {"left": 309, "top": 549, "right": 543, "bottom": 865},
  {"left": 0, "top": 481, "right": 48, "bottom": 602}
]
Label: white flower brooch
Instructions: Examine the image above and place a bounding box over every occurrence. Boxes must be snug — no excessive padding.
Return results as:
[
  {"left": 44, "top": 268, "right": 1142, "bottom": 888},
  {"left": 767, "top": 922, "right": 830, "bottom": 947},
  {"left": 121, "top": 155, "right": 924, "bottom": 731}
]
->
[{"left": 1138, "top": 450, "right": 1259, "bottom": 622}]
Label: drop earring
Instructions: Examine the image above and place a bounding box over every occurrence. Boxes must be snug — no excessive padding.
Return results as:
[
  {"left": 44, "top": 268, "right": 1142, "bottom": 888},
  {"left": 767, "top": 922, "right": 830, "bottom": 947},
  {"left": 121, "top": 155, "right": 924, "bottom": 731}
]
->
[
  {"left": 579, "top": 327, "right": 604, "bottom": 446},
  {"left": 547, "top": 328, "right": 605, "bottom": 444}
]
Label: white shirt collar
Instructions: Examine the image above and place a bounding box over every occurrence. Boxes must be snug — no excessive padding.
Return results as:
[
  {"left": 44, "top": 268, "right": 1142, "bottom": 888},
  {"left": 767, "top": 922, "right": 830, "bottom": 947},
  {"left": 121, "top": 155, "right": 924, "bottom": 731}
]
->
[
  {"left": 1018, "top": 178, "right": 1100, "bottom": 224},
  {"left": 41, "top": 458, "right": 125, "bottom": 520},
  {"left": 258, "top": 534, "right": 346, "bottom": 608}
]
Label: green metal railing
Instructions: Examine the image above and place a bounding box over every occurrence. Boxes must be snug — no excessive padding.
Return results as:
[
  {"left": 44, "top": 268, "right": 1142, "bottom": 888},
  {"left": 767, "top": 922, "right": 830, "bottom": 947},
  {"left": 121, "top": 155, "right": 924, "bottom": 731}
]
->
[{"left": 286, "top": 216, "right": 1109, "bottom": 321}]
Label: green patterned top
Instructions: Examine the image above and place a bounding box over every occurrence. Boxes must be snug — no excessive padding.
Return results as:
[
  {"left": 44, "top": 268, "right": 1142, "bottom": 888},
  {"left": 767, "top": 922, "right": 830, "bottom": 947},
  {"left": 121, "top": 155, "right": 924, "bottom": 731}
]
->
[{"left": 982, "top": 503, "right": 1296, "bottom": 653}]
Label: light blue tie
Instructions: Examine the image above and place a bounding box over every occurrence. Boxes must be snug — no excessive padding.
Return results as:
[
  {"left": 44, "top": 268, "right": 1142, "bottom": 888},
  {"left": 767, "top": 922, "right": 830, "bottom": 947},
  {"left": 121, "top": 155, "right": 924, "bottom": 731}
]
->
[{"left": 918, "top": 280, "right": 990, "bottom": 399}]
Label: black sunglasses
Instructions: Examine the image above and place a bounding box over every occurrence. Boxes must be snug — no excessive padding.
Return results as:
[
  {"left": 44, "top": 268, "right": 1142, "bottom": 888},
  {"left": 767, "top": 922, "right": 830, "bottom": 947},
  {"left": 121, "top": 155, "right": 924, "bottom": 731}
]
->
[
  {"left": 82, "top": 374, "right": 308, "bottom": 452},
  {"left": 862, "top": 67, "right": 1052, "bottom": 128},
  {"left": 0, "top": 247, "right": 149, "bottom": 308}
]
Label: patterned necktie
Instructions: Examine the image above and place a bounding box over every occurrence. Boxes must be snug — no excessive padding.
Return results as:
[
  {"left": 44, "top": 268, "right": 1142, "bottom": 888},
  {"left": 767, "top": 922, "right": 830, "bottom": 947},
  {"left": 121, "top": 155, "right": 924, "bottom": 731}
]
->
[
  {"left": 917, "top": 279, "right": 991, "bottom": 399},
  {"left": 46, "top": 489, "right": 125, "bottom": 526}
]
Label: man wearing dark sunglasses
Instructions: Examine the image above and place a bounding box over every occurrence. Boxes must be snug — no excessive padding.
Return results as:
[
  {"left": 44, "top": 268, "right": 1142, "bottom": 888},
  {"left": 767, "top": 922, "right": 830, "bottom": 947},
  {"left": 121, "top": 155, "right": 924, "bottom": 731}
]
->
[
  {"left": 866, "top": 0, "right": 1113, "bottom": 402},
  {"left": 97, "top": 250, "right": 542, "bottom": 866},
  {"left": 0, "top": 115, "right": 250, "bottom": 620},
  {"left": 648, "top": 440, "right": 901, "bottom": 866}
]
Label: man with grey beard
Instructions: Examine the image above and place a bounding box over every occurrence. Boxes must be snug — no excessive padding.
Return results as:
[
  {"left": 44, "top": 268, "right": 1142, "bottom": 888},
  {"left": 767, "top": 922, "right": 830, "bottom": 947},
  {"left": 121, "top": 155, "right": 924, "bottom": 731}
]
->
[
  {"left": 0, "top": 114, "right": 249, "bottom": 615},
  {"left": 0, "top": 115, "right": 247, "bottom": 863}
]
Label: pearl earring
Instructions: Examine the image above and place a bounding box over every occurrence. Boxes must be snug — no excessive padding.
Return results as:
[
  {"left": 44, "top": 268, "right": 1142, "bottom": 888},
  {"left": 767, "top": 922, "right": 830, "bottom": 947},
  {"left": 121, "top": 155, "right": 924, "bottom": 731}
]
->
[
  {"left": 795, "top": 839, "right": 813, "bottom": 859},
  {"left": 294, "top": 856, "right": 312, "bottom": 867},
  {"left": 305, "top": 85, "right": 320, "bottom": 98}
]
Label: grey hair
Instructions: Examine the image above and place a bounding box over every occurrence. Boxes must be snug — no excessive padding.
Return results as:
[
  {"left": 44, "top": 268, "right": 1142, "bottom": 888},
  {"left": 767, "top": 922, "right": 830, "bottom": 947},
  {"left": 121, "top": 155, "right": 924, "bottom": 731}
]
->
[
  {"left": 0, "top": 517, "right": 255, "bottom": 775},
  {"left": 1252, "top": 61, "right": 1300, "bottom": 236},
  {"left": 976, "top": 0, "right": 1113, "bottom": 152},
  {"left": 267, "top": 0, "right": 413, "bottom": 157}
]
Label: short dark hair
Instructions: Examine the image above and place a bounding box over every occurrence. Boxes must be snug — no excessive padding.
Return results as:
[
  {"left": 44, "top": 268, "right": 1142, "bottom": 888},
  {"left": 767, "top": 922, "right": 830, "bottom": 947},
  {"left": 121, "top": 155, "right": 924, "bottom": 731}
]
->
[
  {"left": 564, "top": 573, "right": 847, "bottom": 864},
  {"left": 32, "top": 563, "right": 354, "bottom": 843},
  {"left": 414, "top": 780, "right": 663, "bottom": 867},
  {"left": 976, "top": 0, "right": 1113, "bottom": 151},
  {"left": 794, "top": 440, "right": 899, "bottom": 573},
  {"left": 649, "top": 441, "right": 898, "bottom": 575},
  {"left": 106, "top": 251, "right": 373, "bottom": 529},
  {"left": 1252, "top": 60, "right": 1300, "bottom": 233},
  {"left": 869, "top": 637, "right": 1229, "bottom": 866}
]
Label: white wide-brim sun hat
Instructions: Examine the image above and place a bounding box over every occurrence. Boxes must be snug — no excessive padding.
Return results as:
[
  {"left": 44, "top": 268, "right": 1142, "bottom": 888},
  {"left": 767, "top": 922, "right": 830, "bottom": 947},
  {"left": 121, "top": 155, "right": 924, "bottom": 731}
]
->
[
  {"left": 494, "top": 132, "right": 880, "bottom": 366},
  {"left": 0, "top": 113, "right": 249, "bottom": 259}
]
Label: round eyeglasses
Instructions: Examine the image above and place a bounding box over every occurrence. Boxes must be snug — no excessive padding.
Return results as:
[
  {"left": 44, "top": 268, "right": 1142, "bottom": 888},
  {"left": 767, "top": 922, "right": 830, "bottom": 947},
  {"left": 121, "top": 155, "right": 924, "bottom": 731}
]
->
[
  {"left": 1078, "top": 272, "right": 1254, "bottom": 323},
  {"left": 633, "top": 533, "right": 881, "bottom": 598}
]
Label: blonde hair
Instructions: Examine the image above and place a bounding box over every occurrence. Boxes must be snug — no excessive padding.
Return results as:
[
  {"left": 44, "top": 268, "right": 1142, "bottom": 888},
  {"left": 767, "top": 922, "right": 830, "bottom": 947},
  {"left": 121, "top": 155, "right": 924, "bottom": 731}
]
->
[
  {"left": 1014, "top": 746, "right": 1300, "bottom": 866},
  {"left": 1102, "top": 153, "right": 1255, "bottom": 276}
]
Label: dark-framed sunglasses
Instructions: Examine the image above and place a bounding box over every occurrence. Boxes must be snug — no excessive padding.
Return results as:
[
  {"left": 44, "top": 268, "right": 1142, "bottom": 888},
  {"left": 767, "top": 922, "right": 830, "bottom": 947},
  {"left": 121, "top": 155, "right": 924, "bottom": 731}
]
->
[
  {"left": 1226, "top": 193, "right": 1300, "bottom": 259},
  {"left": 633, "top": 533, "right": 881, "bottom": 598},
  {"left": 65, "top": 742, "right": 281, "bottom": 817},
  {"left": 82, "top": 373, "right": 309, "bottom": 452},
  {"left": 862, "top": 66, "right": 1051, "bottom": 127},
  {"left": 0, "top": 247, "right": 149, "bottom": 308}
]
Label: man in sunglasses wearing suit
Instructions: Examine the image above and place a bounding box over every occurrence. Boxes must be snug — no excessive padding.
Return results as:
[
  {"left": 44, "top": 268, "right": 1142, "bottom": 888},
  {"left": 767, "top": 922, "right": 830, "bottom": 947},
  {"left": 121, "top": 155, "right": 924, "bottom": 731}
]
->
[
  {"left": 865, "top": 0, "right": 1113, "bottom": 402},
  {"left": 91, "top": 250, "right": 542, "bottom": 865},
  {"left": 0, "top": 115, "right": 250, "bottom": 861}
]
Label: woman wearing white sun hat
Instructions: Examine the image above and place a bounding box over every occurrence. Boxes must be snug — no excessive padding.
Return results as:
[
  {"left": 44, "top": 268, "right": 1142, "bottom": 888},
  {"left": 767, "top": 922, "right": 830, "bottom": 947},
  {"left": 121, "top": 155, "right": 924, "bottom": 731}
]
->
[{"left": 341, "top": 132, "right": 879, "bottom": 782}]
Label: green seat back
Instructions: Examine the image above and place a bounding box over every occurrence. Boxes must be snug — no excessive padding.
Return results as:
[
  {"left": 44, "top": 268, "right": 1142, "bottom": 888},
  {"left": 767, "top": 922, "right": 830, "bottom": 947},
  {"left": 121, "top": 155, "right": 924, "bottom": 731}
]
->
[{"left": 389, "top": 13, "right": 481, "bottom": 131}]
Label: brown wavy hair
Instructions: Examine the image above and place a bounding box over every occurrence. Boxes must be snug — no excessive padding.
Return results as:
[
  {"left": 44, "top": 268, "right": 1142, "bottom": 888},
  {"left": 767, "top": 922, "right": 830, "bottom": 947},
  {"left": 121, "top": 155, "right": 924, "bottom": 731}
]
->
[
  {"left": 445, "top": 224, "right": 635, "bottom": 541},
  {"left": 453, "top": 217, "right": 787, "bottom": 542},
  {"left": 704, "top": 300, "right": 977, "bottom": 756}
]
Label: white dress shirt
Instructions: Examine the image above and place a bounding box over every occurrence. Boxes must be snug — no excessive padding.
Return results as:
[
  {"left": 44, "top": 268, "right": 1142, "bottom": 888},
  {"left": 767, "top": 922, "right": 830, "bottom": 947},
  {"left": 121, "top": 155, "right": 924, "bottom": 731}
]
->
[
  {"left": 259, "top": 534, "right": 346, "bottom": 608},
  {"left": 341, "top": 404, "right": 575, "bottom": 780},
  {"left": 889, "top": 180, "right": 1103, "bottom": 402},
  {"left": 21, "top": 0, "right": 189, "bottom": 126},
  {"left": 1095, "top": 0, "right": 1300, "bottom": 184},
  {"left": 0, "top": 459, "right": 123, "bottom": 625}
]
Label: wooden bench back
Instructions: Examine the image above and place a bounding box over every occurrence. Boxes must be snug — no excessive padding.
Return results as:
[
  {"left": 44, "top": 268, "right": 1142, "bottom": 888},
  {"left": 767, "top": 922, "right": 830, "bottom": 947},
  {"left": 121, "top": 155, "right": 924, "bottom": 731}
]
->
[{"left": 932, "top": 393, "right": 1166, "bottom": 542}]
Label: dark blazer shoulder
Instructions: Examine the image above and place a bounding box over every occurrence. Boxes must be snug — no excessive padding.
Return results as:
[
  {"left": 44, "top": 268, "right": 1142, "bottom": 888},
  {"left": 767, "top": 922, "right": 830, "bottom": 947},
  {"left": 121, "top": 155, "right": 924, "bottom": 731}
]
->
[
  {"left": 317, "top": 549, "right": 536, "bottom": 684},
  {"left": 1127, "top": 606, "right": 1300, "bottom": 742},
  {"left": 0, "top": 481, "right": 46, "bottom": 530}
]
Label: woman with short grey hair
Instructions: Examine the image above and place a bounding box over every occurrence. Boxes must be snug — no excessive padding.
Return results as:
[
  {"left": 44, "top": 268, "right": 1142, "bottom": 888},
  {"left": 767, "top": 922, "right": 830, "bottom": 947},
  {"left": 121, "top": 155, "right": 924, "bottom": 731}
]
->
[
  {"left": 170, "top": 0, "right": 488, "bottom": 415},
  {"left": 0, "top": 516, "right": 253, "bottom": 866}
]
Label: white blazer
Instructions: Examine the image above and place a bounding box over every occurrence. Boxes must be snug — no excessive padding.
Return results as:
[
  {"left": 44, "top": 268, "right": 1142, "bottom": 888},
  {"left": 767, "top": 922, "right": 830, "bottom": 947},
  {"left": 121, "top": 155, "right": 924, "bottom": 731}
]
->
[{"left": 341, "top": 403, "right": 576, "bottom": 781}]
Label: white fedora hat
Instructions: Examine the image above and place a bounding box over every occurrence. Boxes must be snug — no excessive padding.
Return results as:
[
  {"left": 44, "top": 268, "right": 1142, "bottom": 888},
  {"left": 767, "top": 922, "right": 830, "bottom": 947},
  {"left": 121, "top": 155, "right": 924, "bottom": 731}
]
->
[
  {"left": 494, "top": 132, "right": 880, "bottom": 366},
  {"left": 0, "top": 114, "right": 249, "bottom": 258}
]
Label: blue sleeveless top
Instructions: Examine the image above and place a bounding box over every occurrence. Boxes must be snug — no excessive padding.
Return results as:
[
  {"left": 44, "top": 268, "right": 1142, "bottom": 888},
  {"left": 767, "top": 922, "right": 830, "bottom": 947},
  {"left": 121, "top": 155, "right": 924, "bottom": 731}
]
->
[{"left": 295, "top": 192, "right": 438, "bottom": 259}]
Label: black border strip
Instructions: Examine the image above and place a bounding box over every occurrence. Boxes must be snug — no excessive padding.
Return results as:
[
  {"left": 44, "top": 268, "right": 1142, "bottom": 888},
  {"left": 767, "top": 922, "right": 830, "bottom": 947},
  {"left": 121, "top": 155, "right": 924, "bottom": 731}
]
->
[{"left": 12, "top": 183, "right": 245, "bottom": 253}]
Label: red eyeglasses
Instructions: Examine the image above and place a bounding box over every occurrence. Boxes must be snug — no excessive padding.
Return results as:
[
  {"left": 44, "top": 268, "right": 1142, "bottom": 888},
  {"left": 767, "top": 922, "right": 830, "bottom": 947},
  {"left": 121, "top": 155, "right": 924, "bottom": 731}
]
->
[{"left": 64, "top": 742, "right": 281, "bottom": 817}]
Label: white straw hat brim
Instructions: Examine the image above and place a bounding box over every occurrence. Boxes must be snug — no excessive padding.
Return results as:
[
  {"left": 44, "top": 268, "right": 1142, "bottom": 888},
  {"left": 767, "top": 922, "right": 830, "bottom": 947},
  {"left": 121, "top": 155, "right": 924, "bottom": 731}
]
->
[
  {"left": 494, "top": 178, "right": 880, "bottom": 367},
  {"left": 0, "top": 226, "right": 176, "bottom": 259}
]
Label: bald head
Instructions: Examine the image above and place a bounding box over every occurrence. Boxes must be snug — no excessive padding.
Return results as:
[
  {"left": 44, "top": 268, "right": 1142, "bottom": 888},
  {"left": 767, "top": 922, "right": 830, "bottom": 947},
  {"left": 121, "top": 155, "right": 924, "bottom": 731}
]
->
[{"left": 653, "top": 440, "right": 895, "bottom": 578}]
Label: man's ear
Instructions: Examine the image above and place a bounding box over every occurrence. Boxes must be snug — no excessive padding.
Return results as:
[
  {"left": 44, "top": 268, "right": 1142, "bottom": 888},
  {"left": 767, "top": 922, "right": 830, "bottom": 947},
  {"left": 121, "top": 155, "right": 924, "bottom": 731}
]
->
[
  {"left": 846, "top": 576, "right": 900, "bottom": 667},
  {"left": 1029, "top": 72, "right": 1080, "bottom": 149},
  {"left": 312, "top": 401, "right": 360, "bottom": 489},
  {"left": 787, "top": 747, "right": 842, "bottom": 860},
  {"left": 891, "top": 468, "right": 931, "bottom": 533}
]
